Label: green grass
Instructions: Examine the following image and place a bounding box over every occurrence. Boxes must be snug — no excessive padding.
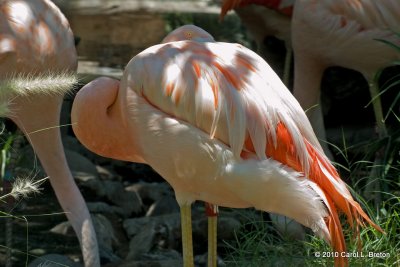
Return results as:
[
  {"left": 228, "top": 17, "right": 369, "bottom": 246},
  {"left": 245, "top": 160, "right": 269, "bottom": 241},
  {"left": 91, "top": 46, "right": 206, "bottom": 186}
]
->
[{"left": 222, "top": 195, "right": 399, "bottom": 267}]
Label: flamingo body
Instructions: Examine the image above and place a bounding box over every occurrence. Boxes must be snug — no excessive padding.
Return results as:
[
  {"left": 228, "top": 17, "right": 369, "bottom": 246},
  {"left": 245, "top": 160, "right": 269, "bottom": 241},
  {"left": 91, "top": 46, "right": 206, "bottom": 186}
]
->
[
  {"left": 220, "top": 0, "right": 294, "bottom": 85},
  {"left": 0, "top": 1, "right": 99, "bottom": 266},
  {"left": 0, "top": 0, "right": 76, "bottom": 76},
  {"left": 292, "top": 0, "right": 400, "bottom": 147},
  {"left": 72, "top": 25, "right": 381, "bottom": 266},
  {"left": 293, "top": 0, "right": 399, "bottom": 77}
]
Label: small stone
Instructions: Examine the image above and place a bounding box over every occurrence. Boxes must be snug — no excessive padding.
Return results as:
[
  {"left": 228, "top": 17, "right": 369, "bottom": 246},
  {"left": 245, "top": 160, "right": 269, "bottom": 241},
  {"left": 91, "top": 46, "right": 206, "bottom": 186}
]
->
[
  {"left": 28, "top": 253, "right": 81, "bottom": 267},
  {"left": 29, "top": 248, "right": 47, "bottom": 256},
  {"left": 125, "top": 182, "right": 174, "bottom": 203},
  {"left": 50, "top": 221, "right": 75, "bottom": 236},
  {"left": 146, "top": 195, "right": 180, "bottom": 217}
]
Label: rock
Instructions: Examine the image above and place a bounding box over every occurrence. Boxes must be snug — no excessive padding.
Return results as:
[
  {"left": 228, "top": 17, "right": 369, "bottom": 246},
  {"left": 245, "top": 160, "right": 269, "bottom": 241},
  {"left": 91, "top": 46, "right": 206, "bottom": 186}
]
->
[
  {"left": 195, "top": 252, "right": 226, "bottom": 267},
  {"left": 28, "top": 253, "right": 81, "bottom": 267},
  {"left": 29, "top": 248, "right": 47, "bottom": 256},
  {"left": 96, "top": 164, "right": 116, "bottom": 180},
  {"left": 99, "top": 245, "right": 122, "bottom": 265},
  {"left": 64, "top": 148, "right": 99, "bottom": 182},
  {"left": 126, "top": 222, "right": 157, "bottom": 260},
  {"left": 123, "top": 213, "right": 180, "bottom": 239},
  {"left": 215, "top": 216, "right": 242, "bottom": 241},
  {"left": 83, "top": 180, "right": 143, "bottom": 217},
  {"left": 146, "top": 195, "right": 180, "bottom": 217},
  {"left": 123, "top": 213, "right": 181, "bottom": 260},
  {"left": 50, "top": 221, "right": 75, "bottom": 236},
  {"left": 50, "top": 215, "right": 115, "bottom": 247},
  {"left": 109, "top": 259, "right": 183, "bottom": 267},
  {"left": 105, "top": 181, "right": 143, "bottom": 216},
  {"left": 17, "top": 143, "right": 99, "bottom": 185},
  {"left": 193, "top": 214, "right": 242, "bottom": 242},
  {"left": 140, "top": 249, "right": 181, "bottom": 261},
  {"left": 270, "top": 213, "right": 306, "bottom": 240},
  {"left": 50, "top": 215, "right": 122, "bottom": 264},
  {"left": 92, "top": 214, "right": 117, "bottom": 252},
  {"left": 61, "top": 135, "right": 82, "bottom": 153},
  {"left": 87, "top": 201, "right": 129, "bottom": 217},
  {"left": 125, "top": 182, "right": 174, "bottom": 203}
]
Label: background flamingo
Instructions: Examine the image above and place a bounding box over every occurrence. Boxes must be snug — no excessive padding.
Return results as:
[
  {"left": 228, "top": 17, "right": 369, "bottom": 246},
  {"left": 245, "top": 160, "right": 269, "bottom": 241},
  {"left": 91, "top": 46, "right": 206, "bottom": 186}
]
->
[
  {"left": 291, "top": 0, "right": 400, "bottom": 202},
  {"left": 72, "top": 24, "right": 381, "bottom": 267},
  {"left": 292, "top": 0, "right": 400, "bottom": 155},
  {"left": 220, "top": 0, "right": 294, "bottom": 85},
  {"left": 0, "top": 0, "right": 99, "bottom": 266}
]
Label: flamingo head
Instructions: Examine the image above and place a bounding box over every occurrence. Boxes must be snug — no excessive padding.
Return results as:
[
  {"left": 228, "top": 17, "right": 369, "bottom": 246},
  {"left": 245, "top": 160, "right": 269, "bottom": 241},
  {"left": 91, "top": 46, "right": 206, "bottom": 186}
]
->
[{"left": 162, "top": 24, "right": 215, "bottom": 43}]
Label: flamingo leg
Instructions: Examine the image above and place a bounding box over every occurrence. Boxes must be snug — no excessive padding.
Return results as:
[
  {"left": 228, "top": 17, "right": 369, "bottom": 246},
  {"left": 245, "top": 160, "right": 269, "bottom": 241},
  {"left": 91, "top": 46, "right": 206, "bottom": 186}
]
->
[
  {"left": 205, "top": 203, "right": 218, "bottom": 267},
  {"left": 207, "top": 210, "right": 218, "bottom": 267},
  {"left": 368, "top": 80, "right": 387, "bottom": 138},
  {"left": 365, "top": 79, "right": 387, "bottom": 206},
  {"left": 180, "top": 204, "right": 194, "bottom": 267}
]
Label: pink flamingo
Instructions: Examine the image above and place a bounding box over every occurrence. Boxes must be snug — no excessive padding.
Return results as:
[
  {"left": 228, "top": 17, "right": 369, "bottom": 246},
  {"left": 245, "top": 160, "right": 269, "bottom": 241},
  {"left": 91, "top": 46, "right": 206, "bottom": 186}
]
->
[
  {"left": 291, "top": 0, "right": 400, "bottom": 155},
  {"left": 72, "top": 25, "right": 382, "bottom": 267},
  {"left": 0, "top": 0, "right": 99, "bottom": 266},
  {"left": 220, "top": 0, "right": 294, "bottom": 85},
  {"left": 219, "top": 0, "right": 306, "bottom": 240}
]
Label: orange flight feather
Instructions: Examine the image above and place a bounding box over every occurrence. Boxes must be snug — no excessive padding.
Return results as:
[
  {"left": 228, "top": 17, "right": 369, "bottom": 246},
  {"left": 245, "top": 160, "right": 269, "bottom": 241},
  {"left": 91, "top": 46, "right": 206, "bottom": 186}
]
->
[{"left": 244, "top": 121, "right": 383, "bottom": 266}]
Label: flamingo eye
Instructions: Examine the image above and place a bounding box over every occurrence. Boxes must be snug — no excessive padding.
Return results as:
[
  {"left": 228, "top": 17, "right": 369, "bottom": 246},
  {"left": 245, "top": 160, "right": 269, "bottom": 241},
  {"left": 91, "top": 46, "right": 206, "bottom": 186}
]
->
[{"left": 185, "top": 31, "right": 193, "bottom": 39}]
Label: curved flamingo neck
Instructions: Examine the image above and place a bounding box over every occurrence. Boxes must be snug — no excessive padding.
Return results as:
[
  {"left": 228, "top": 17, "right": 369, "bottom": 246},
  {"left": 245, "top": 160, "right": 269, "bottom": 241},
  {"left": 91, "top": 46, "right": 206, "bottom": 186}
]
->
[{"left": 72, "top": 77, "right": 144, "bottom": 163}]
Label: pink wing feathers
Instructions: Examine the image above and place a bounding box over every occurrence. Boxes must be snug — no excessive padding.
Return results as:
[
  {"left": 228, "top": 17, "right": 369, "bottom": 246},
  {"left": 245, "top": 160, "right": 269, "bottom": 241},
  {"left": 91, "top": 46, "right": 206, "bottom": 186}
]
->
[
  {"left": 125, "top": 40, "right": 317, "bottom": 161},
  {"left": 124, "top": 37, "right": 382, "bottom": 266}
]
